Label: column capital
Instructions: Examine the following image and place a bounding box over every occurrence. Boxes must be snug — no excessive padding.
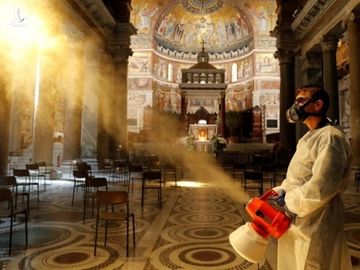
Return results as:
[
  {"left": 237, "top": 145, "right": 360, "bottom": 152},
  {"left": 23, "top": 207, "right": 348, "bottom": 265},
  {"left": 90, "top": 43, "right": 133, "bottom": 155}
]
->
[
  {"left": 342, "top": 10, "right": 360, "bottom": 29},
  {"left": 321, "top": 35, "right": 339, "bottom": 52},
  {"left": 107, "top": 23, "right": 137, "bottom": 64},
  {"left": 274, "top": 49, "right": 295, "bottom": 64}
]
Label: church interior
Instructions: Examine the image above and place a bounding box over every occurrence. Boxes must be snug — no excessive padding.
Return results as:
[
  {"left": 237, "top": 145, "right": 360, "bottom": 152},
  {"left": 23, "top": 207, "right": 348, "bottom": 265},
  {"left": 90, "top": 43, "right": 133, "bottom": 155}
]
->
[{"left": 0, "top": 0, "right": 360, "bottom": 269}]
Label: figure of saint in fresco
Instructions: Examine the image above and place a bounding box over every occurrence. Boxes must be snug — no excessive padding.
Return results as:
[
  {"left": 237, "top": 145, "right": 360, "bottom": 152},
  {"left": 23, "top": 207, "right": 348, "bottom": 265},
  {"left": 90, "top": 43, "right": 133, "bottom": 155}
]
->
[{"left": 137, "top": 4, "right": 158, "bottom": 33}]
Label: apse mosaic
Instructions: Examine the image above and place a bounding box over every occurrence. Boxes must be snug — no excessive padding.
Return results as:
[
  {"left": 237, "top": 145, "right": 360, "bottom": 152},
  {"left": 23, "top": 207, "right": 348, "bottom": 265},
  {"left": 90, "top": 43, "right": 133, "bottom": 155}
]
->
[{"left": 155, "top": 3, "right": 252, "bottom": 53}]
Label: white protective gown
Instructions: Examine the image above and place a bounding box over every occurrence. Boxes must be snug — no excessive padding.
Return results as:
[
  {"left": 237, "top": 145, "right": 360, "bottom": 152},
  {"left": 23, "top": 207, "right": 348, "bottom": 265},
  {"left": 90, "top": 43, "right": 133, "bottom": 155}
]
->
[{"left": 275, "top": 125, "right": 353, "bottom": 270}]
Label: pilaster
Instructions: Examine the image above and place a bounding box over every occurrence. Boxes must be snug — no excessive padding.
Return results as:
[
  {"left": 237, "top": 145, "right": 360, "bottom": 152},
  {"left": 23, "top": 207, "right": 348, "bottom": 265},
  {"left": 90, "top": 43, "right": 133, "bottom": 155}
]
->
[
  {"left": 321, "top": 35, "right": 339, "bottom": 122},
  {"left": 343, "top": 11, "right": 360, "bottom": 169}
]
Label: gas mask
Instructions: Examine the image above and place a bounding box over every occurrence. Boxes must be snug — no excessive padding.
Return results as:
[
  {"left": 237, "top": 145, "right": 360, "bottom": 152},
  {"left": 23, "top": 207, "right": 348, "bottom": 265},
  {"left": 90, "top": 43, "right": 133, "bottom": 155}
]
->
[{"left": 286, "top": 96, "right": 324, "bottom": 123}]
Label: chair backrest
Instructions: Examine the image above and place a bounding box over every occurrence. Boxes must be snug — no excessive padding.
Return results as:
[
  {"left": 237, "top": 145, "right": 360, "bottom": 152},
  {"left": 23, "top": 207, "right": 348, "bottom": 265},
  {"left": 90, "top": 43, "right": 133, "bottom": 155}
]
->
[
  {"left": 86, "top": 177, "right": 107, "bottom": 188},
  {"left": 36, "top": 161, "right": 46, "bottom": 167},
  {"left": 143, "top": 170, "right": 162, "bottom": 180},
  {"left": 0, "top": 176, "right": 16, "bottom": 186},
  {"left": 0, "top": 188, "right": 12, "bottom": 203},
  {"left": 26, "top": 164, "right": 40, "bottom": 171},
  {"left": 73, "top": 169, "right": 88, "bottom": 178},
  {"left": 76, "top": 162, "right": 91, "bottom": 172},
  {"left": 13, "top": 169, "right": 30, "bottom": 177},
  {"left": 96, "top": 190, "right": 128, "bottom": 205},
  {"left": 129, "top": 164, "right": 143, "bottom": 173},
  {"left": 244, "top": 170, "right": 263, "bottom": 180}
]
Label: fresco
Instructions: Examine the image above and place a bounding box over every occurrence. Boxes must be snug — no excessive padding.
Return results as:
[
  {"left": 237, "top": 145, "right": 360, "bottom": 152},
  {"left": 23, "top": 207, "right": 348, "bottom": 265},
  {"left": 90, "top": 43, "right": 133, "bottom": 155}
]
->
[
  {"left": 131, "top": 0, "right": 160, "bottom": 34},
  {"left": 255, "top": 53, "right": 279, "bottom": 74},
  {"left": 129, "top": 55, "right": 151, "bottom": 74},
  {"left": 155, "top": 3, "right": 252, "bottom": 52},
  {"left": 128, "top": 78, "right": 152, "bottom": 91},
  {"left": 243, "top": 0, "right": 276, "bottom": 34},
  {"left": 226, "top": 81, "right": 254, "bottom": 111}
]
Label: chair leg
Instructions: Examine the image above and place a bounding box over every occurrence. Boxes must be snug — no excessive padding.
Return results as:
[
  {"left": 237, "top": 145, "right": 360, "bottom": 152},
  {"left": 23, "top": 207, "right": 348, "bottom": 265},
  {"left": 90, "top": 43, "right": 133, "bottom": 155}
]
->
[
  {"left": 83, "top": 196, "right": 86, "bottom": 224},
  {"left": 94, "top": 217, "right": 99, "bottom": 256},
  {"left": 9, "top": 213, "right": 13, "bottom": 255},
  {"left": 104, "top": 221, "right": 108, "bottom": 247},
  {"left": 132, "top": 214, "right": 136, "bottom": 249},
  {"left": 126, "top": 217, "right": 129, "bottom": 257},
  {"left": 72, "top": 181, "right": 76, "bottom": 206},
  {"left": 24, "top": 212, "right": 28, "bottom": 247},
  {"left": 141, "top": 180, "right": 145, "bottom": 209}
]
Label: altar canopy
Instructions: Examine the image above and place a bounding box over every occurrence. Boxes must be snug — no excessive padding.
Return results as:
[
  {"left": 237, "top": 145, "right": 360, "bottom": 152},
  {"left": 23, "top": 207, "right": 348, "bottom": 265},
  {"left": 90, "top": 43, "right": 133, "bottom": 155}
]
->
[{"left": 179, "top": 43, "right": 228, "bottom": 136}]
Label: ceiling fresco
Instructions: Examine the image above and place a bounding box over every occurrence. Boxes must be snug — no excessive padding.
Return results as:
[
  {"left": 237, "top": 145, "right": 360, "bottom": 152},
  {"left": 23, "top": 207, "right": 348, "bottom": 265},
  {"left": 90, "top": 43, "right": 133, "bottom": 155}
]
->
[{"left": 154, "top": 3, "right": 252, "bottom": 53}]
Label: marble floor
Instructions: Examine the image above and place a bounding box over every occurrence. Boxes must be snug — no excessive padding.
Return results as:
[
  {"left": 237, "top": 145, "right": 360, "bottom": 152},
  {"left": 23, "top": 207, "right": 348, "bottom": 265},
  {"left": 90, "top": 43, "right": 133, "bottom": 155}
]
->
[{"left": 0, "top": 172, "right": 359, "bottom": 270}]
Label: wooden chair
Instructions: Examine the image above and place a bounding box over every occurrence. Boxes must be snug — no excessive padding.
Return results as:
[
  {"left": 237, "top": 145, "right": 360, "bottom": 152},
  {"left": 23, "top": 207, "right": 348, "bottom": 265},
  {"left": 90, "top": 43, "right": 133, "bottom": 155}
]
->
[
  {"left": 13, "top": 169, "right": 40, "bottom": 202},
  {"left": 128, "top": 164, "right": 143, "bottom": 192},
  {"left": 243, "top": 169, "right": 263, "bottom": 195},
  {"left": 72, "top": 169, "right": 88, "bottom": 206},
  {"left": 0, "top": 188, "right": 28, "bottom": 255},
  {"left": 0, "top": 176, "right": 30, "bottom": 216},
  {"left": 26, "top": 164, "right": 46, "bottom": 190},
  {"left": 162, "top": 162, "right": 177, "bottom": 187},
  {"left": 94, "top": 191, "right": 135, "bottom": 257},
  {"left": 142, "top": 170, "right": 163, "bottom": 209},
  {"left": 83, "top": 177, "right": 107, "bottom": 223},
  {"left": 355, "top": 171, "right": 360, "bottom": 192}
]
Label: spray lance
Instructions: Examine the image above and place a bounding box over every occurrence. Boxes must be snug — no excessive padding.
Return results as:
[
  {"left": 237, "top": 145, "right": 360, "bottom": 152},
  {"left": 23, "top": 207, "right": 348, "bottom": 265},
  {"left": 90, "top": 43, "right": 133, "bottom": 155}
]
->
[{"left": 229, "top": 189, "right": 291, "bottom": 263}]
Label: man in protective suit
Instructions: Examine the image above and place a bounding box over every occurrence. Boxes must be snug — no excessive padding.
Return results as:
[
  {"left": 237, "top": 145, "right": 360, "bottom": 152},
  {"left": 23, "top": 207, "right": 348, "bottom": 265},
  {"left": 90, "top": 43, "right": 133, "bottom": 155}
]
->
[{"left": 273, "top": 85, "right": 353, "bottom": 270}]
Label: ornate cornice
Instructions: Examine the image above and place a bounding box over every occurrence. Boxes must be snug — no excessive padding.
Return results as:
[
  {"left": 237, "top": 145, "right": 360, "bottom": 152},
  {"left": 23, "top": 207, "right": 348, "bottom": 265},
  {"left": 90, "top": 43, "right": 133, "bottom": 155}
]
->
[
  {"left": 291, "top": 0, "right": 336, "bottom": 40},
  {"left": 71, "top": 0, "right": 116, "bottom": 38}
]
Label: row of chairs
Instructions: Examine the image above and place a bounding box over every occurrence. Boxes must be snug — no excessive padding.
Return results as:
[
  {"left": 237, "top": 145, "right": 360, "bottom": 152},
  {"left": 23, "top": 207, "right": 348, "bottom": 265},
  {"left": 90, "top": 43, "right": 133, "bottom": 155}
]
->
[{"left": 0, "top": 177, "right": 29, "bottom": 255}]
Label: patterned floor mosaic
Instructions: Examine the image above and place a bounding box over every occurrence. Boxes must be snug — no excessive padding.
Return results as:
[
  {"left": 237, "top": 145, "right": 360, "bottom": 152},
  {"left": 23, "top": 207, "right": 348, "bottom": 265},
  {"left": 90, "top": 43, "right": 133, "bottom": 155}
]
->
[{"left": 0, "top": 174, "right": 359, "bottom": 270}]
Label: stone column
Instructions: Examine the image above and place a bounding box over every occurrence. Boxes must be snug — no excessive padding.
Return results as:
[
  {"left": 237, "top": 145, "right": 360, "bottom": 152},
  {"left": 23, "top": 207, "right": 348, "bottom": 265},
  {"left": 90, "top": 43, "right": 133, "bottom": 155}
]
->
[
  {"left": 32, "top": 56, "right": 56, "bottom": 164},
  {"left": 62, "top": 46, "right": 84, "bottom": 161},
  {"left": 275, "top": 49, "right": 296, "bottom": 156},
  {"left": 302, "top": 52, "right": 322, "bottom": 85},
  {"left": 104, "top": 23, "right": 136, "bottom": 160},
  {"left": 0, "top": 78, "right": 11, "bottom": 175},
  {"left": 345, "top": 12, "right": 360, "bottom": 169},
  {"left": 219, "top": 91, "right": 226, "bottom": 137},
  {"left": 321, "top": 35, "right": 339, "bottom": 122}
]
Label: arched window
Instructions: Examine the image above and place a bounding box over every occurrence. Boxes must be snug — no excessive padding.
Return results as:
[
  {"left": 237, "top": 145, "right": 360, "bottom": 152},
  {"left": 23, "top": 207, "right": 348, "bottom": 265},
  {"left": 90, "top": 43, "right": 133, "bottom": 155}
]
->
[
  {"left": 232, "top": 63, "right": 238, "bottom": 82},
  {"left": 168, "top": 63, "right": 173, "bottom": 82}
]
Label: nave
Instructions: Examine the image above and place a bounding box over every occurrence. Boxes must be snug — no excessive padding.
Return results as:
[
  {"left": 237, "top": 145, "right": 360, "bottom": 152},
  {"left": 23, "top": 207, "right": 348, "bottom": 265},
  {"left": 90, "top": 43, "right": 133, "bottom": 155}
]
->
[{"left": 0, "top": 170, "right": 359, "bottom": 270}]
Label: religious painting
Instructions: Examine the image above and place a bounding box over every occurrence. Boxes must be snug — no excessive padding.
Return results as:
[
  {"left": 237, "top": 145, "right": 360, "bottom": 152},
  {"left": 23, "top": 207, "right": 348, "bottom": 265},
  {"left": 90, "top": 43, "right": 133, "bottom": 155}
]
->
[
  {"left": 226, "top": 81, "right": 253, "bottom": 111},
  {"left": 154, "top": 3, "right": 252, "bottom": 53},
  {"left": 237, "top": 56, "right": 253, "bottom": 80},
  {"left": 128, "top": 78, "right": 152, "bottom": 91},
  {"left": 243, "top": 0, "right": 276, "bottom": 34},
  {"left": 131, "top": 0, "right": 160, "bottom": 34},
  {"left": 152, "top": 56, "right": 169, "bottom": 80},
  {"left": 260, "top": 80, "right": 280, "bottom": 89},
  {"left": 128, "top": 55, "right": 151, "bottom": 74},
  {"left": 154, "top": 89, "right": 172, "bottom": 111},
  {"left": 255, "top": 53, "right": 279, "bottom": 74}
]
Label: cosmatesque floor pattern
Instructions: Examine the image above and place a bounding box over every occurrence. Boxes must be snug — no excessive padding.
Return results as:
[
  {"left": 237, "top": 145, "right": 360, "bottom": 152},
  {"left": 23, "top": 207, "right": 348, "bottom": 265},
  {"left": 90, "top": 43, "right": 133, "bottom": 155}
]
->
[{"left": 0, "top": 175, "right": 359, "bottom": 270}]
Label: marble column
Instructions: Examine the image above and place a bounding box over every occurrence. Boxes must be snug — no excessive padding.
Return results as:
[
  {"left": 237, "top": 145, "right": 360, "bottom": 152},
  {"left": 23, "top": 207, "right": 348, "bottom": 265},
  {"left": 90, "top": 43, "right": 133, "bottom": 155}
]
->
[
  {"left": 32, "top": 60, "right": 56, "bottom": 164},
  {"left": 275, "top": 49, "right": 296, "bottom": 157},
  {"left": 321, "top": 35, "right": 340, "bottom": 122},
  {"left": 0, "top": 79, "right": 11, "bottom": 175},
  {"left": 219, "top": 91, "right": 226, "bottom": 137},
  {"left": 346, "top": 12, "right": 360, "bottom": 169},
  {"left": 62, "top": 47, "right": 84, "bottom": 161},
  {"left": 302, "top": 52, "right": 322, "bottom": 85},
  {"left": 103, "top": 23, "right": 136, "bottom": 160}
]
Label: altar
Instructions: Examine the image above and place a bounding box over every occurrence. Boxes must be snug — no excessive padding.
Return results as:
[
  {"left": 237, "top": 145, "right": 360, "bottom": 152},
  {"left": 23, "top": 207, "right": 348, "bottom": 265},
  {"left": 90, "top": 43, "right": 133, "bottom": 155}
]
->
[{"left": 189, "top": 123, "right": 217, "bottom": 152}]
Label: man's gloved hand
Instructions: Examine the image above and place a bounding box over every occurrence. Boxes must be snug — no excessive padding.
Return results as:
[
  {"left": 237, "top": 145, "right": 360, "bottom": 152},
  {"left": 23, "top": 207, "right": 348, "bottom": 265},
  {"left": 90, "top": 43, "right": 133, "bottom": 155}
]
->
[{"left": 273, "top": 189, "right": 286, "bottom": 206}]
